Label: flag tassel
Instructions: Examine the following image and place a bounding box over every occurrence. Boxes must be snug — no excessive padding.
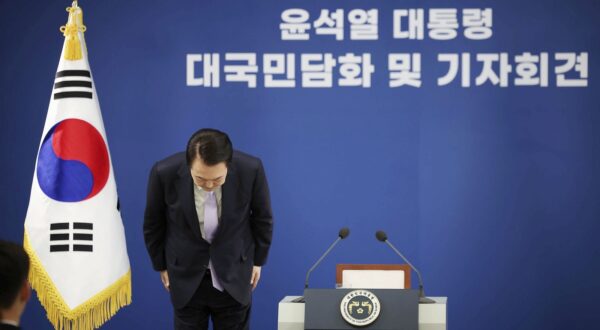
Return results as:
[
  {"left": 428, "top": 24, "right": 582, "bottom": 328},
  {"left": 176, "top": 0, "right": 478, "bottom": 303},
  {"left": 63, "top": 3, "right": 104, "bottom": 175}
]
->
[
  {"left": 24, "top": 233, "right": 132, "bottom": 330},
  {"left": 60, "top": 2, "right": 86, "bottom": 61}
]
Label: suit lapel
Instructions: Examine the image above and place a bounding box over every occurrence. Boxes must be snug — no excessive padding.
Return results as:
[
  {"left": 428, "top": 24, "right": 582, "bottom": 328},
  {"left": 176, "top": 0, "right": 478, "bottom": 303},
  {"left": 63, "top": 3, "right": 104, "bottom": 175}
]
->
[
  {"left": 176, "top": 163, "right": 204, "bottom": 241},
  {"left": 214, "top": 162, "right": 244, "bottom": 244}
]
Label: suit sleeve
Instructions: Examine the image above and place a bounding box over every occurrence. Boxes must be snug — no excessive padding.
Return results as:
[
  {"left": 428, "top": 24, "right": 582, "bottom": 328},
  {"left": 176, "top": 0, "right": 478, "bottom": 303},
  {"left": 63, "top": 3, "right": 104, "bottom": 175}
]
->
[
  {"left": 250, "top": 159, "right": 274, "bottom": 266},
  {"left": 143, "top": 163, "right": 167, "bottom": 271}
]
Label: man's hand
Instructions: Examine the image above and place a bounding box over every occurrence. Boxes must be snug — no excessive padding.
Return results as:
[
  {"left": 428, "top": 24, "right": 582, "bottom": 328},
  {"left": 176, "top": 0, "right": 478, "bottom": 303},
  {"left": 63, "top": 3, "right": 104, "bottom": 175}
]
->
[
  {"left": 160, "top": 270, "right": 170, "bottom": 292},
  {"left": 250, "top": 266, "right": 261, "bottom": 290}
]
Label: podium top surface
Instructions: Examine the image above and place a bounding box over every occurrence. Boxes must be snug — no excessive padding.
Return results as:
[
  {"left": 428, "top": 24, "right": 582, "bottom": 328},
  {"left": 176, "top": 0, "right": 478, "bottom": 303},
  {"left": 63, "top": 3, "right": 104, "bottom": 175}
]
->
[{"left": 280, "top": 295, "right": 447, "bottom": 305}]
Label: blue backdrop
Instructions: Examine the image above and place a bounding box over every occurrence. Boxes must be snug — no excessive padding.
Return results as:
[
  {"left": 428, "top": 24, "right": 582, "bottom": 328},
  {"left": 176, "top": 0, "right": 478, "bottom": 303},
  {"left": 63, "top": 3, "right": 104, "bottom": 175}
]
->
[{"left": 1, "top": 0, "right": 599, "bottom": 329}]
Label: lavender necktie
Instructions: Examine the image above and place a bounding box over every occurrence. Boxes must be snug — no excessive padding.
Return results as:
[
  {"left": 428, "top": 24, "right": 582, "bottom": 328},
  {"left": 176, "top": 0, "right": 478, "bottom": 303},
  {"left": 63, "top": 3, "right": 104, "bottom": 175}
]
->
[{"left": 204, "top": 191, "right": 224, "bottom": 291}]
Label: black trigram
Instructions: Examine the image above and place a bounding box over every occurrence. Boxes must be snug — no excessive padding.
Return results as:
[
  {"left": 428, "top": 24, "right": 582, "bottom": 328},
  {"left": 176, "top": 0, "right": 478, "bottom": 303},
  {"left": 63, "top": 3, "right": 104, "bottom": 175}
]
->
[
  {"left": 53, "top": 70, "right": 93, "bottom": 100},
  {"left": 49, "top": 222, "right": 94, "bottom": 252}
]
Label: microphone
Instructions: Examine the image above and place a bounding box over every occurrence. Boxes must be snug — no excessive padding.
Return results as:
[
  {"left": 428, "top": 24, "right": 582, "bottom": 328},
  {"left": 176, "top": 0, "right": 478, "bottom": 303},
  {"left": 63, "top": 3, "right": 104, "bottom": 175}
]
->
[
  {"left": 304, "top": 227, "right": 350, "bottom": 288},
  {"left": 376, "top": 230, "right": 435, "bottom": 304}
]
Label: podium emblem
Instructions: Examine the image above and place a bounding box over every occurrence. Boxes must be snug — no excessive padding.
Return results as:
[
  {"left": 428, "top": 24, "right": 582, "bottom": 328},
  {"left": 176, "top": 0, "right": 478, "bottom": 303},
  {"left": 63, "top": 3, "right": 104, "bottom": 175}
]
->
[{"left": 340, "top": 290, "right": 381, "bottom": 326}]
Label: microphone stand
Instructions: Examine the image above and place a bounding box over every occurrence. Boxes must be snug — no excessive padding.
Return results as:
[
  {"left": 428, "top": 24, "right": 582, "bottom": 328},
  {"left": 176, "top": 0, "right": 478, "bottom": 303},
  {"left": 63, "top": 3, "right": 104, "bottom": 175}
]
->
[{"left": 305, "top": 236, "right": 342, "bottom": 288}]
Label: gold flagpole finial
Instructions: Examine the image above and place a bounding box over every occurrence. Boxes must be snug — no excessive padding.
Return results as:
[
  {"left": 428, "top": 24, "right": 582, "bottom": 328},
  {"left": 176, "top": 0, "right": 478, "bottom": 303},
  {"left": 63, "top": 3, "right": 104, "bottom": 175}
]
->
[{"left": 60, "top": 0, "right": 86, "bottom": 60}]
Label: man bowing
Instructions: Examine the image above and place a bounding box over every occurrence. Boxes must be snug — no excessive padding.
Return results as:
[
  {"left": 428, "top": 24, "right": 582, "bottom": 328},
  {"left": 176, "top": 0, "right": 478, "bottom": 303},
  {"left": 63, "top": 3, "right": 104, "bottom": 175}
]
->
[{"left": 144, "top": 128, "right": 274, "bottom": 329}]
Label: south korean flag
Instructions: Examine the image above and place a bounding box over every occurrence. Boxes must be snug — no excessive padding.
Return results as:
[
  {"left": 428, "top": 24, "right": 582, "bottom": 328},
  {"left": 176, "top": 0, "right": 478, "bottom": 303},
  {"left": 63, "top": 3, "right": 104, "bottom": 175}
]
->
[{"left": 23, "top": 3, "right": 131, "bottom": 329}]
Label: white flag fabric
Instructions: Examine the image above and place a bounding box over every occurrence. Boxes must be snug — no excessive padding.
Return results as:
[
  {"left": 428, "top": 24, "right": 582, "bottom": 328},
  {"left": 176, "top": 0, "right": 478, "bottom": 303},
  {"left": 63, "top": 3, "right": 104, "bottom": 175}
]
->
[{"left": 23, "top": 4, "right": 131, "bottom": 329}]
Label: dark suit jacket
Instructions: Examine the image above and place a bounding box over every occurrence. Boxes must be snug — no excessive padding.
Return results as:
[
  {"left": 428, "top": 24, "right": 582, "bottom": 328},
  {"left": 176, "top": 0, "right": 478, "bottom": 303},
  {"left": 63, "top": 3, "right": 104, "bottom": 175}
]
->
[
  {"left": 0, "top": 323, "right": 20, "bottom": 330},
  {"left": 143, "top": 150, "right": 273, "bottom": 308}
]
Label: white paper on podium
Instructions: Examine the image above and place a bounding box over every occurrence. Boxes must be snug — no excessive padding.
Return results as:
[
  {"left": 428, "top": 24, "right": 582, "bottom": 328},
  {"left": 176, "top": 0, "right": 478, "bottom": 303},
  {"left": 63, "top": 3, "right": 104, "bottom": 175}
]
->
[{"left": 341, "top": 270, "right": 406, "bottom": 289}]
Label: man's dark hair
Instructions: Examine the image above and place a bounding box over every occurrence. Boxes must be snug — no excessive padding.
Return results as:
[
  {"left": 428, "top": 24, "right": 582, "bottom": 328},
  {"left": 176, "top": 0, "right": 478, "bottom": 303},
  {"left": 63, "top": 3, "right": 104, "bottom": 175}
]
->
[
  {"left": 186, "top": 128, "right": 233, "bottom": 166},
  {"left": 0, "top": 240, "right": 30, "bottom": 310}
]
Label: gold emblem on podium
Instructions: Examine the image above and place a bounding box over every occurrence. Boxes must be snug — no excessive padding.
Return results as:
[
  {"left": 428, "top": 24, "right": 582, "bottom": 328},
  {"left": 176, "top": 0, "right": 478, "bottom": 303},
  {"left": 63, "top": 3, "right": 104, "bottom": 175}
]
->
[{"left": 340, "top": 290, "right": 381, "bottom": 326}]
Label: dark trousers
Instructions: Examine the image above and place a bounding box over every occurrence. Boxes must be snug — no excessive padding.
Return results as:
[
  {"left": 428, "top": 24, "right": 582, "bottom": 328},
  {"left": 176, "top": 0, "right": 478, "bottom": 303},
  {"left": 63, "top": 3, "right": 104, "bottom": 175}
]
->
[{"left": 174, "top": 270, "right": 251, "bottom": 330}]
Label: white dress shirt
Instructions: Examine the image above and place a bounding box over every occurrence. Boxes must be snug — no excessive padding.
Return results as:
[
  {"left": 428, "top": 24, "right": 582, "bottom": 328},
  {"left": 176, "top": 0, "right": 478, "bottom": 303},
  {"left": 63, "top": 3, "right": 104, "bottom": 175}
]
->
[{"left": 193, "top": 185, "right": 222, "bottom": 240}]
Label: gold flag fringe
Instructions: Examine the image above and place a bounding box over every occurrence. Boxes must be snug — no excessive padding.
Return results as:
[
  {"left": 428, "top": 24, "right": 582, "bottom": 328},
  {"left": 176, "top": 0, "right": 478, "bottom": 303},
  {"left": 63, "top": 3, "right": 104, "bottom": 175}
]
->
[
  {"left": 60, "top": 2, "right": 86, "bottom": 61},
  {"left": 24, "top": 232, "right": 132, "bottom": 330}
]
